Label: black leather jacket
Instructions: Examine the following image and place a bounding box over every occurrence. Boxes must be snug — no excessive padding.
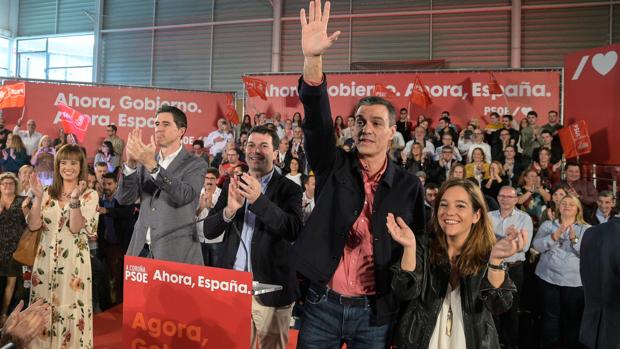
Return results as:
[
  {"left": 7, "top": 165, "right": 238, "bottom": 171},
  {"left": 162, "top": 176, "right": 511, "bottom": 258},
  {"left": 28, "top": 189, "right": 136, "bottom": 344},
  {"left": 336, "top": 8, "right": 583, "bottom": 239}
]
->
[{"left": 391, "top": 236, "right": 516, "bottom": 349}]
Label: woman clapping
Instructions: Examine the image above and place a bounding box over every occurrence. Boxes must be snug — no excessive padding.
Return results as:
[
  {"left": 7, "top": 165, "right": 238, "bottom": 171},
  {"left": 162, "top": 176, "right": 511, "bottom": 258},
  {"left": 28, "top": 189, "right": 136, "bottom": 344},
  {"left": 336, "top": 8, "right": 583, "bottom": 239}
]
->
[{"left": 388, "top": 179, "right": 527, "bottom": 348}]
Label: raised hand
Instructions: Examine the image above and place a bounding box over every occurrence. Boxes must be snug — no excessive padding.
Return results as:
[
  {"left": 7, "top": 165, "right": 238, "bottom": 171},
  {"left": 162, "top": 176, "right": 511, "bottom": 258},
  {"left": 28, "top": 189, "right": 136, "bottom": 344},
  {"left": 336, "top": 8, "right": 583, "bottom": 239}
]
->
[
  {"left": 70, "top": 180, "right": 88, "bottom": 199},
  {"left": 490, "top": 228, "right": 527, "bottom": 260},
  {"left": 386, "top": 213, "right": 416, "bottom": 249},
  {"left": 29, "top": 172, "right": 44, "bottom": 199},
  {"left": 300, "top": 0, "right": 341, "bottom": 58},
  {"left": 224, "top": 177, "right": 245, "bottom": 219},
  {"left": 126, "top": 128, "right": 157, "bottom": 170},
  {"left": 237, "top": 173, "right": 262, "bottom": 204}
]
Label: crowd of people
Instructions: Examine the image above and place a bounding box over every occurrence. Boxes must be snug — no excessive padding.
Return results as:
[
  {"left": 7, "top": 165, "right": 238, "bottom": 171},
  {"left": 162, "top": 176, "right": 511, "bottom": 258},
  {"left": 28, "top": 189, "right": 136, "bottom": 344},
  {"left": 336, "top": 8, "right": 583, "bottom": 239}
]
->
[{"left": 0, "top": 1, "right": 618, "bottom": 348}]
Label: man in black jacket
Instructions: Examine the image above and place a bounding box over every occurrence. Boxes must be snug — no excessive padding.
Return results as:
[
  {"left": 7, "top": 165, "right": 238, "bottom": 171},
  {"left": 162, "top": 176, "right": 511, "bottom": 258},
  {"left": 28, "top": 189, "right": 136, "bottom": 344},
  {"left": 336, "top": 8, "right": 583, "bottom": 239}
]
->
[
  {"left": 203, "top": 125, "right": 303, "bottom": 349},
  {"left": 97, "top": 172, "right": 135, "bottom": 305},
  {"left": 294, "top": 1, "right": 425, "bottom": 347},
  {"left": 579, "top": 216, "right": 620, "bottom": 349}
]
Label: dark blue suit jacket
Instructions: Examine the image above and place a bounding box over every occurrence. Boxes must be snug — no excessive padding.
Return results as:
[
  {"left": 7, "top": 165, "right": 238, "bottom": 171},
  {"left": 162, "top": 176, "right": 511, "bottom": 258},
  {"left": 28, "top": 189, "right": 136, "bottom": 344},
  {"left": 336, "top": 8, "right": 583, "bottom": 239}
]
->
[{"left": 579, "top": 217, "right": 620, "bottom": 349}]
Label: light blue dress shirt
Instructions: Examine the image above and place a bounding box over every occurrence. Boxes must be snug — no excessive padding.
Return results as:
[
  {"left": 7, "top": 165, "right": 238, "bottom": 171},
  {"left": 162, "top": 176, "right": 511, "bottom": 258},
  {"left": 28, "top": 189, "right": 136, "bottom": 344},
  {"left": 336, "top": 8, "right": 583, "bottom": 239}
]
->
[
  {"left": 489, "top": 208, "right": 534, "bottom": 263},
  {"left": 232, "top": 170, "right": 274, "bottom": 272},
  {"left": 532, "top": 219, "right": 590, "bottom": 287}
]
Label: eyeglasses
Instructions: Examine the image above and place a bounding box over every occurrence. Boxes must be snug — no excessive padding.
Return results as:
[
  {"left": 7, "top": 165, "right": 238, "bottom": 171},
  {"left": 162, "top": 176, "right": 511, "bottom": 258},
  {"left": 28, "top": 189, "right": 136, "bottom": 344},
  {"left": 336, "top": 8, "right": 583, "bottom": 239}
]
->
[
  {"left": 205, "top": 176, "right": 217, "bottom": 180},
  {"left": 0, "top": 181, "right": 16, "bottom": 186}
]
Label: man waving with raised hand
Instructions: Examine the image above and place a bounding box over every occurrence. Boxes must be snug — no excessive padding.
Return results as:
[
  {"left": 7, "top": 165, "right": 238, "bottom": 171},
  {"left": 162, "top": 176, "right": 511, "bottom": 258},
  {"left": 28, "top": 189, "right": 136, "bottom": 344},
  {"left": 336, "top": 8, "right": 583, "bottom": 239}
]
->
[{"left": 293, "top": 1, "right": 426, "bottom": 348}]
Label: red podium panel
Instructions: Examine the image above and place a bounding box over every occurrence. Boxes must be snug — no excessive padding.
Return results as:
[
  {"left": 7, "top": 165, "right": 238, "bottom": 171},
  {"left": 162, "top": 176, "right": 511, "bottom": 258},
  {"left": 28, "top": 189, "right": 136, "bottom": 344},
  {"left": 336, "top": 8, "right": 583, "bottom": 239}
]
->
[{"left": 123, "top": 256, "right": 253, "bottom": 348}]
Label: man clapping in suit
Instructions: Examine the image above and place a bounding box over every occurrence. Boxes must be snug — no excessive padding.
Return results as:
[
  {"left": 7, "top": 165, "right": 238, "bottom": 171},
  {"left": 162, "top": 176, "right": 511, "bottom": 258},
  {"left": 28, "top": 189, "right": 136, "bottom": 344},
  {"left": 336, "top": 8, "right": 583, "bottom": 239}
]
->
[
  {"left": 204, "top": 125, "right": 303, "bottom": 349},
  {"left": 116, "top": 105, "right": 208, "bottom": 265}
]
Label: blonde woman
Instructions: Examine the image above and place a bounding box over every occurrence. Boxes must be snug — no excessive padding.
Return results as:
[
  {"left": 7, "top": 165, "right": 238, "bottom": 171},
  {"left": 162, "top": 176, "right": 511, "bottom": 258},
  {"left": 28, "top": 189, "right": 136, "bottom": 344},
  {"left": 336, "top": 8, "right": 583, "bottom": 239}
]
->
[
  {"left": 0, "top": 134, "right": 28, "bottom": 174},
  {"left": 28, "top": 145, "right": 99, "bottom": 349},
  {"left": 532, "top": 194, "right": 590, "bottom": 349}
]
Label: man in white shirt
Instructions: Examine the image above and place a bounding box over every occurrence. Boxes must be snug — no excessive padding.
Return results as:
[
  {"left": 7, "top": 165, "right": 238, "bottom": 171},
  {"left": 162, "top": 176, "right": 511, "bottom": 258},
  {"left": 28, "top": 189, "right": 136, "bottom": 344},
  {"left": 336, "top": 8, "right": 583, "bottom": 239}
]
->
[
  {"left": 489, "top": 186, "right": 533, "bottom": 349},
  {"left": 204, "top": 118, "right": 234, "bottom": 157},
  {"left": 462, "top": 128, "right": 492, "bottom": 163},
  {"left": 403, "top": 126, "right": 435, "bottom": 158},
  {"left": 196, "top": 168, "right": 223, "bottom": 266},
  {"left": 302, "top": 174, "right": 315, "bottom": 222},
  {"left": 433, "top": 132, "right": 462, "bottom": 162},
  {"left": 116, "top": 105, "right": 208, "bottom": 265},
  {"left": 13, "top": 119, "right": 42, "bottom": 156}
]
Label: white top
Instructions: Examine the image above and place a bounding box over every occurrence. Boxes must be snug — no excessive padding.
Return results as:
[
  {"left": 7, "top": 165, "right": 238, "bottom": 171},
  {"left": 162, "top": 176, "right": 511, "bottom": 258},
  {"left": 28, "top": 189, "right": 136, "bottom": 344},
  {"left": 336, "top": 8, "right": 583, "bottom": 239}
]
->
[
  {"left": 12, "top": 126, "right": 43, "bottom": 156},
  {"left": 285, "top": 173, "right": 303, "bottom": 186},
  {"left": 429, "top": 283, "right": 466, "bottom": 349},
  {"left": 196, "top": 187, "right": 223, "bottom": 243},
  {"left": 204, "top": 130, "right": 234, "bottom": 156}
]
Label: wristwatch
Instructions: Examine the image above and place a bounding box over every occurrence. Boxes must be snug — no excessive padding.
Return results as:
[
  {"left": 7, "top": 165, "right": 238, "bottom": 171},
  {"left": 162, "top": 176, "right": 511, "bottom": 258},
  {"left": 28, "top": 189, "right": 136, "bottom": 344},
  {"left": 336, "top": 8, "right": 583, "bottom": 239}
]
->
[
  {"left": 487, "top": 261, "right": 508, "bottom": 271},
  {"left": 570, "top": 237, "right": 579, "bottom": 244},
  {"left": 148, "top": 164, "right": 160, "bottom": 175}
]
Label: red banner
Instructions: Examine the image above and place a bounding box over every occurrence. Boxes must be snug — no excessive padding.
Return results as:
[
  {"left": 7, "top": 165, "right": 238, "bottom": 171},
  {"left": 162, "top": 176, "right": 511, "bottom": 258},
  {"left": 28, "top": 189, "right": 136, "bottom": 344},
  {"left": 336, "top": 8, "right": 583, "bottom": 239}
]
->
[
  {"left": 564, "top": 44, "right": 620, "bottom": 164},
  {"left": 0, "top": 80, "right": 234, "bottom": 160},
  {"left": 243, "top": 71, "right": 561, "bottom": 129},
  {"left": 373, "top": 83, "right": 396, "bottom": 99},
  {"left": 487, "top": 72, "right": 503, "bottom": 95},
  {"left": 410, "top": 76, "right": 433, "bottom": 109},
  {"left": 57, "top": 103, "right": 90, "bottom": 143},
  {"left": 558, "top": 121, "right": 592, "bottom": 159},
  {"left": 123, "top": 256, "right": 252, "bottom": 349},
  {"left": 0, "top": 82, "right": 26, "bottom": 109},
  {"left": 225, "top": 94, "right": 239, "bottom": 125},
  {"left": 242, "top": 76, "right": 268, "bottom": 100}
]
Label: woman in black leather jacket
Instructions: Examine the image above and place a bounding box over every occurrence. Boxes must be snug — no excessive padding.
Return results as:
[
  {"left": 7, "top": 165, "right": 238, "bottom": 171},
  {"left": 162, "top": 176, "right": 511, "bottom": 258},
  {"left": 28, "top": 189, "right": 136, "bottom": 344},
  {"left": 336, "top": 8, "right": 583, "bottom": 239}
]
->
[{"left": 386, "top": 179, "right": 527, "bottom": 348}]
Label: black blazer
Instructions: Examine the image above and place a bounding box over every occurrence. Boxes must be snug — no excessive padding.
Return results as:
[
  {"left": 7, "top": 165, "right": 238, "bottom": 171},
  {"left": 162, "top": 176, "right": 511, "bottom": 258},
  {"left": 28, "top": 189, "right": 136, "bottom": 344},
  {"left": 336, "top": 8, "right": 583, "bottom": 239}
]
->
[
  {"left": 97, "top": 196, "right": 135, "bottom": 254},
  {"left": 203, "top": 170, "right": 303, "bottom": 307},
  {"left": 579, "top": 217, "right": 620, "bottom": 349},
  {"left": 294, "top": 76, "right": 426, "bottom": 325}
]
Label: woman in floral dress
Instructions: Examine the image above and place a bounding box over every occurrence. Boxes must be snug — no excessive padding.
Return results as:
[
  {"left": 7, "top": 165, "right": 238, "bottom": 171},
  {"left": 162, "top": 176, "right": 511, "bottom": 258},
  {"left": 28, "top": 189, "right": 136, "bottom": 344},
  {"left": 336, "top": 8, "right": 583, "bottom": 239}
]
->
[{"left": 27, "top": 144, "right": 99, "bottom": 349}]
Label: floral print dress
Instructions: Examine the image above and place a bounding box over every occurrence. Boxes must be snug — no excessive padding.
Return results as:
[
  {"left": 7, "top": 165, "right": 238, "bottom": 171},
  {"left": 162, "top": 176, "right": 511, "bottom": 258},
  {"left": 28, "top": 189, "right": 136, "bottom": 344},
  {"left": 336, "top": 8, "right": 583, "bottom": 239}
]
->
[{"left": 30, "top": 188, "right": 99, "bottom": 349}]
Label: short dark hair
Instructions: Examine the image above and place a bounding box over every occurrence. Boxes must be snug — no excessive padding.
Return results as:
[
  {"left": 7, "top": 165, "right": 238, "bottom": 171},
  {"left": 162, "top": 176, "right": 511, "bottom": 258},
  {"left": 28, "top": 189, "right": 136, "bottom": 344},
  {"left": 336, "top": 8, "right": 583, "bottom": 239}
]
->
[
  {"left": 527, "top": 110, "right": 538, "bottom": 118},
  {"left": 566, "top": 162, "right": 580, "bottom": 171},
  {"left": 102, "top": 172, "right": 118, "bottom": 182},
  {"left": 439, "top": 116, "right": 451, "bottom": 124},
  {"left": 206, "top": 167, "right": 220, "bottom": 178},
  {"left": 95, "top": 161, "right": 108, "bottom": 169},
  {"left": 157, "top": 104, "right": 187, "bottom": 129},
  {"left": 489, "top": 112, "right": 500, "bottom": 118},
  {"left": 399, "top": 107, "right": 408, "bottom": 113},
  {"left": 107, "top": 124, "right": 117, "bottom": 132},
  {"left": 353, "top": 96, "right": 396, "bottom": 126},
  {"left": 502, "top": 114, "right": 513, "bottom": 121},
  {"left": 540, "top": 129, "right": 553, "bottom": 137},
  {"left": 248, "top": 125, "right": 279, "bottom": 149},
  {"left": 192, "top": 139, "right": 204, "bottom": 147},
  {"left": 425, "top": 182, "right": 438, "bottom": 191}
]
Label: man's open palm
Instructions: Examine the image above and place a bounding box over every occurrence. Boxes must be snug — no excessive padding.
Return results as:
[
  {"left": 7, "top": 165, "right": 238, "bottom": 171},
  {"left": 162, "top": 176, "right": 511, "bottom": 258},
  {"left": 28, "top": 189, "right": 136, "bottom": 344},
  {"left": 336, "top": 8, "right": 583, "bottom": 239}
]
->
[{"left": 300, "top": 0, "right": 341, "bottom": 57}]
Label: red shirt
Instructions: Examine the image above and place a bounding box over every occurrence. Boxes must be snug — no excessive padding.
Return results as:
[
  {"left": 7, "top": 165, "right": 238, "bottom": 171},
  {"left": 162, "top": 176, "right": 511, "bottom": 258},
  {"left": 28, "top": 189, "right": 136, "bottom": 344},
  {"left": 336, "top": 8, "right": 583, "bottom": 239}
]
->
[{"left": 329, "top": 158, "right": 387, "bottom": 296}]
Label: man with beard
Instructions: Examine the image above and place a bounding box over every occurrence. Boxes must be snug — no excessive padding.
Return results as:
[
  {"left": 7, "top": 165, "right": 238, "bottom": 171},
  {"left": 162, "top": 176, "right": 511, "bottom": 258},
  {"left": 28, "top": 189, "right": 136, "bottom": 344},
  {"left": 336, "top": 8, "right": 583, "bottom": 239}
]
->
[
  {"left": 117, "top": 105, "right": 208, "bottom": 265},
  {"left": 293, "top": 1, "right": 425, "bottom": 347},
  {"left": 204, "top": 125, "right": 302, "bottom": 349},
  {"left": 97, "top": 173, "right": 134, "bottom": 304},
  {"left": 195, "top": 168, "right": 223, "bottom": 266}
]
